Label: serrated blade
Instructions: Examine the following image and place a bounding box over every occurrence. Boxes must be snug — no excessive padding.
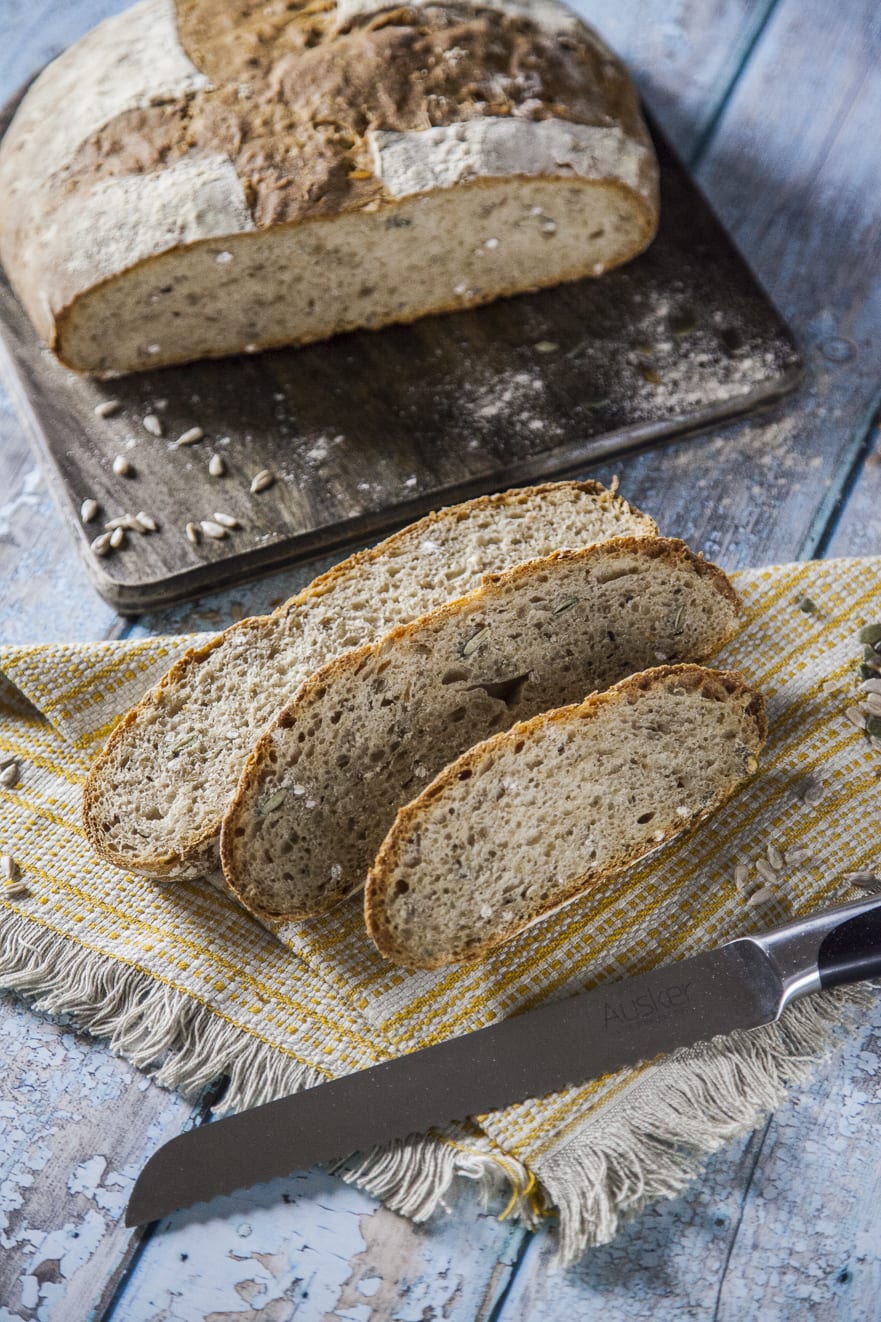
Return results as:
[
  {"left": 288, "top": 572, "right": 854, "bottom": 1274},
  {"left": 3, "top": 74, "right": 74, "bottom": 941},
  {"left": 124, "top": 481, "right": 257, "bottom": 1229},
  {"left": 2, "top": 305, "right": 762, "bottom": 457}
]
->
[{"left": 126, "top": 937, "right": 782, "bottom": 1227}]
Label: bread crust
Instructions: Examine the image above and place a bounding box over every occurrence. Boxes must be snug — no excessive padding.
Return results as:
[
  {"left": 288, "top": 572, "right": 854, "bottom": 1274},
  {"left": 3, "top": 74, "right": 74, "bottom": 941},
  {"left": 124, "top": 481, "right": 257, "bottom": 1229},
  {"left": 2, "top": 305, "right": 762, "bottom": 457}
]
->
[
  {"left": 219, "top": 540, "right": 742, "bottom": 922},
  {"left": 82, "top": 480, "right": 657, "bottom": 877},
  {"left": 0, "top": 0, "right": 660, "bottom": 374},
  {"left": 365, "top": 664, "right": 767, "bottom": 967}
]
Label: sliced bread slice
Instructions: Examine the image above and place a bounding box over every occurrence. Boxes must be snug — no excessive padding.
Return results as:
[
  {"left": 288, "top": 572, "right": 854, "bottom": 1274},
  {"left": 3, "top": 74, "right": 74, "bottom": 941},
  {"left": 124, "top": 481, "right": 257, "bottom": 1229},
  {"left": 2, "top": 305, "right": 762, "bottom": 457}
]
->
[
  {"left": 83, "top": 481, "right": 657, "bottom": 879},
  {"left": 220, "top": 540, "right": 742, "bottom": 923},
  {"left": 366, "top": 665, "right": 766, "bottom": 968}
]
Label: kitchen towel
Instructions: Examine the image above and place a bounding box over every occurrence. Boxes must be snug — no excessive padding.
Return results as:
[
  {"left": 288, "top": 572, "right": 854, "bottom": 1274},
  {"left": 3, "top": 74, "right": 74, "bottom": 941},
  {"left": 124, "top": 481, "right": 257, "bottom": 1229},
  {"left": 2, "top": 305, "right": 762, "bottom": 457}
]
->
[{"left": 0, "top": 556, "right": 877, "bottom": 1262}]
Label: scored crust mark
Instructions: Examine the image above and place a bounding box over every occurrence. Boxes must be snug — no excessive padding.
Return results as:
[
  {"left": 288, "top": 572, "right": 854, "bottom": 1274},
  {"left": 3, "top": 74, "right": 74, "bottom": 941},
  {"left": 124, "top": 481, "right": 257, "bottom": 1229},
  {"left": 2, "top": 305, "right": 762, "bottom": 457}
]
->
[
  {"left": 64, "top": 0, "right": 656, "bottom": 228},
  {"left": 218, "top": 538, "right": 743, "bottom": 925},
  {"left": 81, "top": 481, "right": 658, "bottom": 880},
  {"left": 364, "top": 665, "right": 767, "bottom": 968}
]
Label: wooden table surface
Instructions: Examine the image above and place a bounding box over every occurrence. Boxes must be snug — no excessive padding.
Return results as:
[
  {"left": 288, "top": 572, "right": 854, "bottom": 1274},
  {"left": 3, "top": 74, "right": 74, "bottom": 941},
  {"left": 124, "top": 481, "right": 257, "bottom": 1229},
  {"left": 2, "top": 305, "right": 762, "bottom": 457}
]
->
[{"left": 1, "top": 2, "right": 880, "bottom": 1318}]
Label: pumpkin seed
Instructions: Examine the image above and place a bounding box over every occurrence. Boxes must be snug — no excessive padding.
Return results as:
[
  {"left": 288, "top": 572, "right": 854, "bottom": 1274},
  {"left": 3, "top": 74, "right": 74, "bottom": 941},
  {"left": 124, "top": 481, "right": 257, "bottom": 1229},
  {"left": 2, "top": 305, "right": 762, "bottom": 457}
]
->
[
  {"left": 0, "top": 762, "right": 20, "bottom": 788},
  {"left": 857, "top": 623, "right": 881, "bottom": 646},
  {"left": 865, "top": 715, "right": 881, "bottom": 739},
  {"left": 859, "top": 663, "right": 881, "bottom": 680},
  {"left": 802, "top": 780, "right": 826, "bottom": 806},
  {"left": 553, "top": 598, "right": 577, "bottom": 615},
  {"left": 535, "top": 341, "right": 558, "bottom": 353},
  {"left": 796, "top": 596, "right": 817, "bottom": 614}
]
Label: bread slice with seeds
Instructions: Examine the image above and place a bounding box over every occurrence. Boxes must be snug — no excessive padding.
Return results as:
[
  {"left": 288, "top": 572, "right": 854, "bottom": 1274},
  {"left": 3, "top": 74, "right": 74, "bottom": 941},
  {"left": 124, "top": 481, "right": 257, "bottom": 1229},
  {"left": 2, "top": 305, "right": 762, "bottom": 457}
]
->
[
  {"left": 83, "top": 480, "right": 656, "bottom": 879},
  {"left": 366, "top": 665, "right": 766, "bottom": 968},
  {"left": 220, "top": 540, "right": 742, "bottom": 923}
]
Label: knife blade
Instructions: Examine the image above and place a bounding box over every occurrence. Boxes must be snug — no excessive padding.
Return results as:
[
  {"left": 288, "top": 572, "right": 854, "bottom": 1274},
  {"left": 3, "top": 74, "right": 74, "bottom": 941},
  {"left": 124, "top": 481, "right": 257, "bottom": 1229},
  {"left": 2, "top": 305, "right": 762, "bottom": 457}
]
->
[{"left": 125, "top": 890, "right": 881, "bottom": 1228}]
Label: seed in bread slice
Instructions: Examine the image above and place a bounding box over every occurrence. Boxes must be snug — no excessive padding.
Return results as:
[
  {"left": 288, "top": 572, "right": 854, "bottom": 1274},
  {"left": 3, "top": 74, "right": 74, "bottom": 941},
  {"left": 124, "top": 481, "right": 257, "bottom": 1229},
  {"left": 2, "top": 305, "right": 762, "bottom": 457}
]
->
[
  {"left": 220, "top": 539, "right": 742, "bottom": 923},
  {"left": 366, "top": 665, "right": 766, "bottom": 968},
  {"left": 82, "top": 481, "right": 657, "bottom": 880}
]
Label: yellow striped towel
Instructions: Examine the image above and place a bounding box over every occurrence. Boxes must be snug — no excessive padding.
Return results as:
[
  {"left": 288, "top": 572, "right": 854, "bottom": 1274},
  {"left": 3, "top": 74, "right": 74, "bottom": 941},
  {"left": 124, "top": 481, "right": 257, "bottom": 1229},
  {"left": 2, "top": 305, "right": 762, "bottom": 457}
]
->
[{"left": 0, "top": 556, "right": 878, "bottom": 1260}]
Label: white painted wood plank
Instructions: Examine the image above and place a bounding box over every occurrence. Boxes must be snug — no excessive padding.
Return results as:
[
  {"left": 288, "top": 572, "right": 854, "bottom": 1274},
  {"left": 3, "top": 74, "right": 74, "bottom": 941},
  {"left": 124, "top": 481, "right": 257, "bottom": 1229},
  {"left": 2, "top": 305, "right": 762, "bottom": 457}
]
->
[
  {"left": 573, "top": 0, "right": 776, "bottom": 160},
  {"left": 106, "top": 1169, "right": 526, "bottom": 1321},
  {"left": 0, "top": 991, "right": 195, "bottom": 1321}
]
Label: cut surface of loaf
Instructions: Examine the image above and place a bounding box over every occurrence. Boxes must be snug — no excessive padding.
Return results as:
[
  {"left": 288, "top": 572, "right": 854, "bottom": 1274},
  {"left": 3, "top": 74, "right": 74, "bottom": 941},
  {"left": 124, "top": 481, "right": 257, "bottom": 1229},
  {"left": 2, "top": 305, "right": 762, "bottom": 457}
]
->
[
  {"left": 366, "top": 665, "right": 766, "bottom": 968},
  {"left": 0, "top": 0, "right": 658, "bottom": 374},
  {"left": 220, "top": 541, "right": 742, "bottom": 923},
  {"left": 82, "top": 481, "right": 657, "bottom": 879}
]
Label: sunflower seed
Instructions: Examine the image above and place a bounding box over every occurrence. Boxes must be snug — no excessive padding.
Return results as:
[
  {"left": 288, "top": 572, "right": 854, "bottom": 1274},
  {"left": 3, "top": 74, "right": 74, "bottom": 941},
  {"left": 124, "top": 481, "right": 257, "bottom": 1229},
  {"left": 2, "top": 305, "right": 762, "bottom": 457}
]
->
[
  {"left": 767, "top": 843, "right": 784, "bottom": 870},
  {"left": 250, "top": 469, "right": 275, "bottom": 494},
  {"left": 143, "top": 414, "right": 163, "bottom": 436},
  {"left": 461, "top": 626, "right": 490, "bottom": 657},
  {"left": 94, "top": 399, "right": 121, "bottom": 418},
  {"left": 175, "top": 426, "right": 204, "bottom": 447},
  {"left": 200, "top": 519, "right": 228, "bottom": 540},
  {"left": 0, "top": 762, "right": 20, "bottom": 788},
  {"left": 755, "top": 858, "right": 778, "bottom": 886},
  {"left": 185, "top": 522, "right": 201, "bottom": 544},
  {"left": 104, "top": 515, "right": 139, "bottom": 532},
  {"left": 135, "top": 511, "right": 158, "bottom": 532},
  {"left": 212, "top": 511, "right": 240, "bottom": 529},
  {"left": 112, "top": 455, "right": 134, "bottom": 477},
  {"left": 844, "top": 706, "right": 866, "bottom": 730},
  {"left": 91, "top": 532, "right": 113, "bottom": 557},
  {"left": 785, "top": 846, "right": 814, "bottom": 866},
  {"left": 748, "top": 885, "right": 776, "bottom": 907},
  {"left": 842, "top": 870, "right": 879, "bottom": 888},
  {"left": 860, "top": 678, "right": 881, "bottom": 695},
  {"left": 80, "top": 498, "right": 100, "bottom": 524},
  {"left": 802, "top": 780, "right": 827, "bottom": 806},
  {"left": 208, "top": 454, "right": 226, "bottom": 477},
  {"left": 535, "top": 341, "right": 558, "bottom": 353},
  {"left": 2, "top": 881, "right": 28, "bottom": 899},
  {"left": 553, "top": 598, "right": 577, "bottom": 615},
  {"left": 1, "top": 854, "right": 17, "bottom": 881},
  {"left": 861, "top": 692, "right": 881, "bottom": 717},
  {"left": 258, "top": 787, "right": 287, "bottom": 815},
  {"left": 171, "top": 733, "right": 199, "bottom": 756},
  {"left": 109, "top": 527, "right": 126, "bottom": 549},
  {"left": 733, "top": 863, "right": 751, "bottom": 891}
]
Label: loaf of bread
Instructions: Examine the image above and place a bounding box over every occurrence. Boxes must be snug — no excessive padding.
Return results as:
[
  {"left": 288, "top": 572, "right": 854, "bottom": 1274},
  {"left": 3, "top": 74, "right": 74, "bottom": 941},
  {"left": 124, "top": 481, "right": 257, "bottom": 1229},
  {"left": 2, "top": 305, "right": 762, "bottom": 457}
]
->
[
  {"left": 366, "top": 665, "right": 766, "bottom": 967},
  {"left": 220, "top": 541, "right": 742, "bottom": 923},
  {"left": 0, "top": 0, "right": 659, "bottom": 375},
  {"left": 83, "top": 480, "right": 656, "bottom": 879}
]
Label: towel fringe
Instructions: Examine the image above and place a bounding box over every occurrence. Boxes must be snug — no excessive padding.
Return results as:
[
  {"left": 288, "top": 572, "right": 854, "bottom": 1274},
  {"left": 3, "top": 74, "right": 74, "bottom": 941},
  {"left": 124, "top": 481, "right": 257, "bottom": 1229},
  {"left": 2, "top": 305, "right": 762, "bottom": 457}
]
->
[
  {"left": 0, "top": 913, "right": 870, "bottom": 1262},
  {"left": 0, "top": 913, "right": 323, "bottom": 1112}
]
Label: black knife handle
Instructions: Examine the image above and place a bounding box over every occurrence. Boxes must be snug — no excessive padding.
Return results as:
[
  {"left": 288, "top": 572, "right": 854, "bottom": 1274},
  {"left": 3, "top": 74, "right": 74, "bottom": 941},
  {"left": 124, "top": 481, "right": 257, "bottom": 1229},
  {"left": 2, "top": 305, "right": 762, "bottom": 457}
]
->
[{"left": 818, "top": 904, "right": 881, "bottom": 990}]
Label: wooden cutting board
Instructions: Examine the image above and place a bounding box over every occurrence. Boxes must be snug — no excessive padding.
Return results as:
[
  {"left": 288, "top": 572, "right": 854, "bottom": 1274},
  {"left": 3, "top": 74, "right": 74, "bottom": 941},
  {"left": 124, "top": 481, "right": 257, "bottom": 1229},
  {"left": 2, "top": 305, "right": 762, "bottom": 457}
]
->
[{"left": 0, "top": 102, "right": 801, "bottom": 612}]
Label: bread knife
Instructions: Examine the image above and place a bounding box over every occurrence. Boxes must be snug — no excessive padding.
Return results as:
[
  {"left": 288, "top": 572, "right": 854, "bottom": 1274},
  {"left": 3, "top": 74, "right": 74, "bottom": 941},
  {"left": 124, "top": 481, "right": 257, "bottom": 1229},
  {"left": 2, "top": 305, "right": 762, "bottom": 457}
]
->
[{"left": 125, "top": 891, "right": 881, "bottom": 1228}]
